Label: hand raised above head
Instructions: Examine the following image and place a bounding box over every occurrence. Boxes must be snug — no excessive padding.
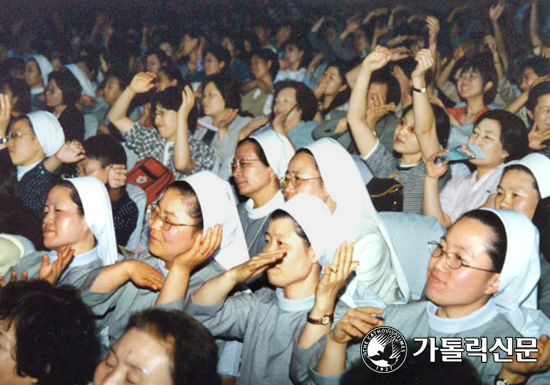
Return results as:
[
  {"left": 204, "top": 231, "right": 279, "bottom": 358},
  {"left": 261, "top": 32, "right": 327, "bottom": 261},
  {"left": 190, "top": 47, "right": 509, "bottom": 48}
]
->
[{"left": 129, "top": 72, "right": 157, "bottom": 94}]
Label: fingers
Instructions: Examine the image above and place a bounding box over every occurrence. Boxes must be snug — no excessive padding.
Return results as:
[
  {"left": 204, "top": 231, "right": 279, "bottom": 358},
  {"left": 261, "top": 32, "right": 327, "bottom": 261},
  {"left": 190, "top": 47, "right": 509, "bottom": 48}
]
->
[{"left": 0, "top": 276, "right": 6, "bottom": 288}]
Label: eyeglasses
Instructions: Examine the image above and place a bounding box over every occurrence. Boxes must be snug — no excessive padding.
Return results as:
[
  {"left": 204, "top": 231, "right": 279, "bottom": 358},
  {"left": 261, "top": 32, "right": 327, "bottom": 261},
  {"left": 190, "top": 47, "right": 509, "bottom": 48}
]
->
[
  {"left": 427, "top": 241, "right": 498, "bottom": 273},
  {"left": 7, "top": 132, "right": 34, "bottom": 141},
  {"left": 229, "top": 158, "right": 261, "bottom": 173},
  {"left": 280, "top": 175, "right": 322, "bottom": 188},
  {"left": 147, "top": 203, "right": 198, "bottom": 231}
]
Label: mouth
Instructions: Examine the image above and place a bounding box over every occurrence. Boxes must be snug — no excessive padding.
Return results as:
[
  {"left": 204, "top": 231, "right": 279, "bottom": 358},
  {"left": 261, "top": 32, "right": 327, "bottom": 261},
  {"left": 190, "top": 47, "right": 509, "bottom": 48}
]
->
[
  {"left": 394, "top": 137, "right": 404, "bottom": 144},
  {"left": 149, "top": 233, "right": 160, "bottom": 243},
  {"left": 428, "top": 273, "right": 445, "bottom": 285},
  {"left": 42, "top": 228, "right": 55, "bottom": 235}
]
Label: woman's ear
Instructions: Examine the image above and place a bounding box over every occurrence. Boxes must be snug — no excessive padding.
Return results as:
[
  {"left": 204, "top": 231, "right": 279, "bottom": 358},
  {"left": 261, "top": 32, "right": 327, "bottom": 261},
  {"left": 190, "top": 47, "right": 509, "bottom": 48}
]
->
[
  {"left": 485, "top": 273, "right": 501, "bottom": 296},
  {"left": 339, "top": 84, "right": 348, "bottom": 93},
  {"left": 500, "top": 149, "right": 510, "bottom": 161}
]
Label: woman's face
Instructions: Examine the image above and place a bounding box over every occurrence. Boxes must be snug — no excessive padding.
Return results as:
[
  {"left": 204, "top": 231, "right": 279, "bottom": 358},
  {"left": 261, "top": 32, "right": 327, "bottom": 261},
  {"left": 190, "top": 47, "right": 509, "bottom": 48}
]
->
[
  {"left": 204, "top": 52, "right": 225, "bottom": 76},
  {"left": 103, "top": 77, "right": 123, "bottom": 105},
  {"left": 233, "top": 141, "right": 276, "bottom": 199},
  {"left": 24, "top": 59, "right": 42, "bottom": 88},
  {"left": 43, "top": 186, "right": 90, "bottom": 252},
  {"left": 51, "top": 57, "right": 63, "bottom": 72},
  {"left": 202, "top": 82, "right": 226, "bottom": 117},
  {"left": 77, "top": 157, "right": 109, "bottom": 184},
  {"left": 425, "top": 216, "right": 500, "bottom": 316},
  {"left": 273, "top": 87, "right": 302, "bottom": 121},
  {"left": 154, "top": 103, "right": 178, "bottom": 141},
  {"left": 93, "top": 328, "right": 172, "bottom": 385},
  {"left": 155, "top": 72, "right": 176, "bottom": 93},
  {"left": 283, "top": 152, "right": 328, "bottom": 203},
  {"left": 265, "top": 217, "right": 316, "bottom": 288},
  {"left": 468, "top": 118, "right": 508, "bottom": 168},
  {"left": 250, "top": 55, "right": 271, "bottom": 80},
  {"left": 45, "top": 79, "right": 64, "bottom": 108},
  {"left": 457, "top": 68, "right": 489, "bottom": 100},
  {"left": 284, "top": 44, "right": 304, "bottom": 66},
  {"left": 319, "top": 66, "right": 345, "bottom": 96},
  {"left": 495, "top": 169, "right": 540, "bottom": 220},
  {"left": 147, "top": 188, "right": 201, "bottom": 263},
  {"left": 393, "top": 110, "right": 420, "bottom": 155},
  {"left": 520, "top": 67, "right": 539, "bottom": 92},
  {"left": 159, "top": 42, "right": 174, "bottom": 58},
  {"left": 146, "top": 54, "right": 162, "bottom": 74},
  {"left": 7, "top": 119, "right": 44, "bottom": 166},
  {"left": 530, "top": 94, "right": 550, "bottom": 133}
]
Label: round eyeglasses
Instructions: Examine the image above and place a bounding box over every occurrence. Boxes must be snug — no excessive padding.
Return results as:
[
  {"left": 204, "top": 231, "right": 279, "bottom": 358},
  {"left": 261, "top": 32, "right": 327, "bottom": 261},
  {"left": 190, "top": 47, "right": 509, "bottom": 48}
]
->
[
  {"left": 147, "top": 203, "right": 198, "bottom": 231},
  {"left": 427, "top": 241, "right": 498, "bottom": 273},
  {"left": 279, "top": 175, "right": 322, "bottom": 188}
]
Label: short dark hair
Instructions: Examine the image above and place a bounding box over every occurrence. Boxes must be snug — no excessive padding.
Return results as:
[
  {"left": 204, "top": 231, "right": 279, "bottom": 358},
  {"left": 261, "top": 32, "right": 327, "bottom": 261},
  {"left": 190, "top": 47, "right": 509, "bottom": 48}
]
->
[
  {"left": 526, "top": 81, "right": 550, "bottom": 113},
  {"left": 126, "top": 308, "right": 220, "bottom": 385},
  {"left": 474, "top": 110, "right": 529, "bottom": 162},
  {"left": 370, "top": 69, "right": 402, "bottom": 106},
  {"left": 252, "top": 49, "right": 279, "bottom": 80},
  {"left": 0, "top": 280, "right": 100, "bottom": 385},
  {"left": 83, "top": 135, "right": 127, "bottom": 167},
  {"left": 146, "top": 49, "right": 171, "bottom": 67},
  {"left": 402, "top": 103, "right": 450, "bottom": 147},
  {"left": 271, "top": 209, "right": 311, "bottom": 249},
  {"left": 104, "top": 69, "right": 130, "bottom": 91},
  {"left": 205, "top": 45, "right": 232, "bottom": 69},
  {"left": 460, "top": 209, "right": 507, "bottom": 273},
  {"left": 273, "top": 80, "right": 318, "bottom": 121},
  {"left": 75, "top": 54, "right": 100, "bottom": 79},
  {"left": 457, "top": 54, "right": 498, "bottom": 105},
  {"left": 155, "top": 86, "right": 198, "bottom": 131},
  {"left": 158, "top": 64, "right": 184, "bottom": 85},
  {"left": 1, "top": 77, "right": 31, "bottom": 115},
  {"left": 522, "top": 56, "right": 550, "bottom": 77},
  {"left": 48, "top": 69, "right": 82, "bottom": 106},
  {"left": 202, "top": 73, "right": 241, "bottom": 109},
  {"left": 167, "top": 181, "right": 204, "bottom": 230},
  {"left": 282, "top": 37, "right": 309, "bottom": 68}
]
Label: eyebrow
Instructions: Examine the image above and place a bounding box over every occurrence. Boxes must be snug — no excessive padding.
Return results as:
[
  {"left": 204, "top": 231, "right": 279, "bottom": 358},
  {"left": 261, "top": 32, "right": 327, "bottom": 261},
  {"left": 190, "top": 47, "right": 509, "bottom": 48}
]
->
[{"left": 110, "top": 347, "right": 147, "bottom": 375}]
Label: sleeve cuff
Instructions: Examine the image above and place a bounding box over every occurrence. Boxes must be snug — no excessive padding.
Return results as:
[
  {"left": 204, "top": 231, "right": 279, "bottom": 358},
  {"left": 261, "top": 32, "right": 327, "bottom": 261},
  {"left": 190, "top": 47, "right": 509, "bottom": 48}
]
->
[{"left": 360, "top": 139, "right": 380, "bottom": 161}]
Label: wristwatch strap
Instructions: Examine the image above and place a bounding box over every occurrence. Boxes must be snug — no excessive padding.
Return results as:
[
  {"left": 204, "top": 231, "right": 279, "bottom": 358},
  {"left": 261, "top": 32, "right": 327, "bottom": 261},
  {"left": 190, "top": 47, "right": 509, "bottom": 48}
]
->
[
  {"left": 411, "top": 86, "right": 427, "bottom": 93},
  {"left": 307, "top": 310, "right": 334, "bottom": 325}
]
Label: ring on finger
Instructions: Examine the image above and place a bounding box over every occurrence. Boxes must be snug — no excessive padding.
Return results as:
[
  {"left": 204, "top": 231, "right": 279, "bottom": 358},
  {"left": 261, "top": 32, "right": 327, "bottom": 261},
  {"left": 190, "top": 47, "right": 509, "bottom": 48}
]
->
[{"left": 199, "top": 250, "right": 205, "bottom": 255}]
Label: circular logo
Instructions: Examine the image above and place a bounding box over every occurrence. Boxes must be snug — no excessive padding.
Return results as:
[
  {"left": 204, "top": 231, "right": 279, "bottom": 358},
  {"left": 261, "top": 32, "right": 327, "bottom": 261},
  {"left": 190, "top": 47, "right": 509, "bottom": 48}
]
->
[{"left": 361, "top": 326, "right": 407, "bottom": 373}]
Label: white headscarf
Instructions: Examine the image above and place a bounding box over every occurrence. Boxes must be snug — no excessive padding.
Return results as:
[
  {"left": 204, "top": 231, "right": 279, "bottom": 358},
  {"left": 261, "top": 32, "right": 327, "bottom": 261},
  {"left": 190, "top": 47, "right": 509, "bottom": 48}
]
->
[
  {"left": 67, "top": 177, "right": 118, "bottom": 266},
  {"left": 305, "top": 138, "right": 410, "bottom": 302},
  {"left": 28, "top": 55, "right": 53, "bottom": 87},
  {"left": 64, "top": 64, "right": 95, "bottom": 97},
  {"left": 516, "top": 153, "right": 550, "bottom": 199},
  {"left": 184, "top": 171, "right": 249, "bottom": 270},
  {"left": 251, "top": 130, "right": 295, "bottom": 180},
  {"left": 487, "top": 208, "right": 550, "bottom": 337}
]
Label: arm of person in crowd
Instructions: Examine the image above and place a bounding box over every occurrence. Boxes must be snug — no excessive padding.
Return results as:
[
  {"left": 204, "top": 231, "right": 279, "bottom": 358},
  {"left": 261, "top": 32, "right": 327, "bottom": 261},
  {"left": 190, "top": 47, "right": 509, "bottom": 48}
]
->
[
  {"left": 505, "top": 76, "right": 550, "bottom": 114},
  {"left": 528, "top": 122, "right": 550, "bottom": 151},
  {"left": 427, "top": 16, "right": 439, "bottom": 71},
  {"left": 422, "top": 150, "right": 453, "bottom": 228},
  {"left": 498, "top": 334, "right": 550, "bottom": 384},
  {"left": 484, "top": 35, "right": 504, "bottom": 83},
  {"left": 174, "top": 86, "right": 197, "bottom": 173},
  {"left": 0, "top": 94, "right": 10, "bottom": 151},
  {"left": 347, "top": 46, "right": 392, "bottom": 157},
  {"left": 43, "top": 140, "right": 86, "bottom": 173},
  {"left": 411, "top": 49, "right": 441, "bottom": 160},
  {"left": 530, "top": 0, "right": 543, "bottom": 52},
  {"left": 489, "top": 0, "right": 509, "bottom": 72},
  {"left": 155, "top": 225, "right": 222, "bottom": 305},
  {"left": 38, "top": 245, "right": 76, "bottom": 285},
  {"left": 90, "top": 260, "right": 166, "bottom": 293},
  {"left": 192, "top": 248, "right": 286, "bottom": 306},
  {"left": 436, "top": 44, "right": 465, "bottom": 88},
  {"left": 106, "top": 164, "right": 127, "bottom": 202},
  {"left": 241, "top": 79, "right": 260, "bottom": 95},
  {"left": 370, "top": 25, "right": 390, "bottom": 52},
  {"left": 237, "top": 117, "right": 270, "bottom": 141},
  {"left": 108, "top": 72, "right": 156, "bottom": 133},
  {"left": 339, "top": 17, "right": 361, "bottom": 43}
]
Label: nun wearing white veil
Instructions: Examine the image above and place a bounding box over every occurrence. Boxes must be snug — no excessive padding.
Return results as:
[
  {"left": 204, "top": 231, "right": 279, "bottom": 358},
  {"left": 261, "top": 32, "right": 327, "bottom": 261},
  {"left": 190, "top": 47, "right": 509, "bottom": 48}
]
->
[
  {"left": 283, "top": 137, "right": 410, "bottom": 304},
  {"left": 5, "top": 176, "right": 118, "bottom": 287},
  {"left": 233, "top": 130, "right": 295, "bottom": 257},
  {"left": 25, "top": 54, "right": 53, "bottom": 111},
  {"left": 85, "top": 171, "right": 250, "bottom": 340}
]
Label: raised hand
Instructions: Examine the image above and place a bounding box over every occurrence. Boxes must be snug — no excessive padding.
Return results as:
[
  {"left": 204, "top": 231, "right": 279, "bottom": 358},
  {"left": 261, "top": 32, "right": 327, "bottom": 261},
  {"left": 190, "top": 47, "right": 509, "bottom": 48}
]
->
[
  {"left": 346, "top": 18, "right": 362, "bottom": 34},
  {"left": 489, "top": 0, "right": 505, "bottom": 22},
  {"left": 411, "top": 49, "right": 434, "bottom": 79},
  {"left": 426, "top": 150, "right": 450, "bottom": 179},
  {"left": 238, "top": 117, "right": 270, "bottom": 141},
  {"left": 499, "top": 335, "right": 550, "bottom": 382},
  {"left": 308, "top": 53, "right": 325, "bottom": 74},
  {"left": 126, "top": 260, "right": 166, "bottom": 290},
  {"left": 0, "top": 271, "right": 28, "bottom": 288},
  {"left": 178, "top": 85, "right": 195, "bottom": 120},
  {"left": 329, "top": 307, "right": 384, "bottom": 344},
  {"left": 172, "top": 225, "right": 223, "bottom": 272},
  {"left": 453, "top": 44, "right": 467, "bottom": 61},
  {"left": 129, "top": 72, "right": 157, "bottom": 94},
  {"left": 0, "top": 93, "right": 12, "bottom": 133},
  {"left": 230, "top": 249, "right": 286, "bottom": 283},
  {"left": 272, "top": 103, "right": 298, "bottom": 133},
  {"left": 107, "top": 164, "right": 127, "bottom": 189},
  {"left": 426, "top": 16, "right": 440, "bottom": 44},
  {"left": 362, "top": 46, "right": 392, "bottom": 72},
  {"left": 55, "top": 140, "right": 85, "bottom": 164},
  {"left": 529, "top": 123, "right": 550, "bottom": 150},
  {"left": 39, "top": 245, "right": 75, "bottom": 284},
  {"left": 217, "top": 109, "right": 239, "bottom": 130},
  {"left": 484, "top": 35, "right": 498, "bottom": 53},
  {"left": 366, "top": 93, "right": 395, "bottom": 128}
]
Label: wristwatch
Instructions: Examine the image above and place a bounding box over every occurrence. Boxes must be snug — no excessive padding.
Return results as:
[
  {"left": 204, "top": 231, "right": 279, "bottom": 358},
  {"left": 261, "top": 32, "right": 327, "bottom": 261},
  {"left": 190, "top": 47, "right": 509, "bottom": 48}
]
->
[
  {"left": 307, "top": 310, "right": 333, "bottom": 325},
  {"left": 495, "top": 378, "right": 528, "bottom": 385},
  {"left": 412, "top": 86, "right": 427, "bottom": 93}
]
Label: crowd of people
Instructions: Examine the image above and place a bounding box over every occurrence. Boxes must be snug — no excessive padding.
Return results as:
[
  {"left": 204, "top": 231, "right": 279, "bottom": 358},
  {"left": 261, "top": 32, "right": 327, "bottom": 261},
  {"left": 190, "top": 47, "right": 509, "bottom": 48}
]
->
[{"left": 3, "top": 0, "right": 550, "bottom": 384}]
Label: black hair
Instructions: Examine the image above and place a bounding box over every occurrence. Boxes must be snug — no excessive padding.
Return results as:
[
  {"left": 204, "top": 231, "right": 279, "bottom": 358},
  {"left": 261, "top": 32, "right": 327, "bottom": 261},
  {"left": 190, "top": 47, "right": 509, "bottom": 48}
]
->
[
  {"left": 47, "top": 69, "right": 82, "bottom": 106},
  {"left": 0, "top": 280, "right": 100, "bottom": 385},
  {"left": 155, "top": 86, "right": 198, "bottom": 132},
  {"left": 82, "top": 135, "right": 127, "bottom": 168},
  {"left": 270, "top": 209, "right": 311, "bottom": 249},
  {"left": 391, "top": 56, "right": 417, "bottom": 79},
  {"left": 460, "top": 209, "right": 507, "bottom": 273},
  {"left": 205, "top": 45, "right": 232, "bottom": 70},
  {"left": 236, "top": 137, "right": 270, "bottom": 167},
  {"left": 167, "top": 181, "right": 204, "bottom": 230},
  {"left": 252, "top": 48, "right": 280, "bottom": 80},
  {"left": 273, "top": 80, "right": 318, "bottom": 122},
  {"left": 533, "top": 197, "right": 550, "bottom": 263},
  {"left": 104, "top": 69, "right": 130, "bottom": 91},
  {"left": 75, "top": 54, "right": 100, "bottom": 80},
  {"left": 182, "top": 27, "right": 203, "bottom": 41},
  {"left": 0, "top": 77, "right": 31, "bottom": 115},
  {"left": 526, "top": 81, "right": 550, "bottom": 113},
  {"left": 282, "top": 36, "right": 309, "bottom": 68},
  {"left": 50, "top": 180, "right": 85, "bottom": 216},
  {"left": 457, "top": 54, "right": 498, "bottom": 105},
  {"left": 158, "top": 64, "right": 184, "bottom": 85},
  {"left": 202, "top": 73, "right": 241, "bottom": 110},
  {"left": 146, "top": 49, "right": 171, "bottom": 68},
  {"left": 319, "top": 61, "right": 352, "bottom": 116},
  {"left": 370, "top": 69, "right": 402, "bottom": 106},
  {"left": 502, "top": 164, "right": 541, "bottom": 201},
  {"left": 522, "top": 56, "right": 550, "bottom": 78},
  {"left": 401, "top": 103, "right": 450, "bottom": 147},
  {"left": 125, "top": 309, "right": 220, "bottom": 385},
  {"left": 474, "top": 110, "right": 529, "bottom": 162}
]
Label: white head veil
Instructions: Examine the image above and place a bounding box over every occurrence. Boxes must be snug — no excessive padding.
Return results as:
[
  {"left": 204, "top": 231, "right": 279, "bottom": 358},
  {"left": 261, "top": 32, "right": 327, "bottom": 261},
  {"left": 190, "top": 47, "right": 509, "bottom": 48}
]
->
[
  {"left": 486, "top": 208, "right": 550, "bottom": 337},
  {"left": 64, "top": 64, "right": 95, "bottom": 97},
  {"left": 184, "top": 171, "right": 249, "bottom": 270},
  {"left": 67, "top": 177, "right": 118, "bottom": 266},
  {"left": 28, "top": 55, "right": 53, "bottom": 86},
  {"left": 250, "top": 130, "right": 295, "bottom": 180},
  {"left": 27, "top": 111, "right": 65, "bottom": 157},
  {"left": 515, "top": 153, "right": 550, "bottom": 199},
  {"left": 305, "top": 138, "right": 410, "bottom": 302}
]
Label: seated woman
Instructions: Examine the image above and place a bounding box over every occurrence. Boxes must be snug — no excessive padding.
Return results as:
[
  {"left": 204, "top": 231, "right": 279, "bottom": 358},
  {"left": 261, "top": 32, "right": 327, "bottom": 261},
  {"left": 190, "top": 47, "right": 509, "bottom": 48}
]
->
[
  {"left": 423, "top": 110, "right": 529, "bottom": 228},
  {"left": 313, "top": 61, "right": 351, "bottom": 121},
  {"left": 221, "top": 34, "right": 253, "bottom": 85},
  {"left": 87, "top": 171, "right": 249, "bottom": 340},
  {"left": 294, "top": 209, "right": 550, "bottom": 384},
  {"left": 5, "top": 176, "right": 118, "bottom": 286},
  {"left": 108, "top": 72, "right": 219, "bottom": 179},
  {"left": 283, "top": 138, "right": 409, "bottom": 304},
  {"left": 203, "top": 45, "right": 232, "bottom": 77},
  {"left": 24, "top": 55, "right": 53, "bottom": 112},
  {"left": 0, "top": 77, "right": 31, "bottom": 124},
  {"left": 233, "top": 130, "right": 295, "bottom": 257},
  {"left": 240, "top": 49, "right": 279, "bottom": 117},
  {"left": 45, "top": 69, "right": 85, "bottom": 141},
  {"left": 185, "top": 194, "right": 383, "bottom": 385},
  {"left": 93, "top": 308, "right": 220, "bottom": 385},
  {"left": 274, "top": 37, "right": 311, "bottom": 87},
  {"left": 0, "top": 280, "right": 100, "bottom": 385},
  {"left": 195, "top": 74, "right": 253, "bottom": 163},
  {"left": 145, "top": 49, "right": 171, "bottom": 74},
  {"left": 155, "top": 64, "right": 184, "bottom": 93},
  {"left": 349, "top": 47, "right": 450, "bottom": 214}
]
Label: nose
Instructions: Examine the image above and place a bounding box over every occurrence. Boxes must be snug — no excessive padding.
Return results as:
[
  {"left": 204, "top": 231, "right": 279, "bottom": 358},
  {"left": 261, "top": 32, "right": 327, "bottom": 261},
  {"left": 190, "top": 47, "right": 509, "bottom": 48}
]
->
[
  {"left": 498, "top": 193, "right": 511, "bottom": 209},
  {"left": 98, "top": 367, "right": 124, "bottom": 385},
  {"left": 283, "top": 181, "right": 295, "bottom": 200}
]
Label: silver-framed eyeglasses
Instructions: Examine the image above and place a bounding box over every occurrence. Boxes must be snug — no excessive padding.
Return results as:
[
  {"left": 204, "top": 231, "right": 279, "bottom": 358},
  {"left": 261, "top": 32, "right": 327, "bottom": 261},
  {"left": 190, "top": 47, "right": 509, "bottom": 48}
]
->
[
  {"left": 279, "top": 175, "right": 322, "bottom": 188},
  {"left": 147, "top": 203, "right": 198, "bottom": 231},
  {"left": 427, "top": 241, "right": 498, "bottom": 273},
  {"left": 229, "top": 158, "right": 261, "bottom": 173},
  {"left": 7, "top": 132, "right": 34, "bottom": 141}
]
